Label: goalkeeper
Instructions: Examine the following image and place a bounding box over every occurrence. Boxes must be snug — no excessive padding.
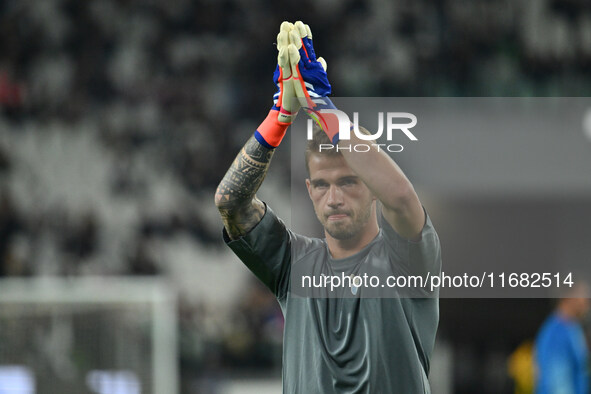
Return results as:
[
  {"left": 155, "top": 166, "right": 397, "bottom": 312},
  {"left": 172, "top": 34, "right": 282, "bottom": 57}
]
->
[{"left": 215, "top": 21, "right": 441, "bottom": 393}]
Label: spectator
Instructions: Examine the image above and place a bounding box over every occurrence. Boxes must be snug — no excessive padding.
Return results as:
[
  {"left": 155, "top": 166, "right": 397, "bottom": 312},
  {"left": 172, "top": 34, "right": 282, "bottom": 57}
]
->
[{"left": 535, "top": 283, "right": 590, "bottom": 394}]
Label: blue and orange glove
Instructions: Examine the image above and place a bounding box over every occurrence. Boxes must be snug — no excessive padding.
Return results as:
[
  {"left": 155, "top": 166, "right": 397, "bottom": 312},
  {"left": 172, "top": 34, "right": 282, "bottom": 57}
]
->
[
  {"left": 289, "top": 21, "right": 341, "bottom": 144},
  {"left": 255, "top": 22, "right": 301, "bottom": 149}
]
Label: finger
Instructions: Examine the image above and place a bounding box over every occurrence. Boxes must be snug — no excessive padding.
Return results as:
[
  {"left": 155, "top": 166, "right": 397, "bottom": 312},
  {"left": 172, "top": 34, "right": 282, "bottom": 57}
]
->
[
  {"left": 289, "top": 29, "right": 307, "bottom": 68},
  {"left": 289, "top": 44, "right": 314, "bottom": 109},
  {"left": 276, "top": 45, "right": 293, "bottom": 107},
  {"left": 278, "top": 46, "right": 292, "bottom": 77},
  {"left": 288, "top": 30, "right": 301, "bottom": 49},
  {"left": 305, "top": 24, "right": 312, "bottom": 40},
  {"left": 288, "top": 43, "right": 300, "bottom": 67},
  {"left": 277, "top": 31, "right": 289, "bottom": 51},
  {"left": 280, "top": 21, "right": 294, "bottom": 34},
  {"left": 295, "top": 21, "right": 317, "bottom": 62},
  {"left": 303, "top": 25, "right": 317, "bottom": 61},
  {"left": 318, "top": 57, "right": 327, "bottom": 72},
  {"left": 294, "top": 21, "right": 307, "bottom": 38},
  {"left": 294, "top": 21, "right": 312, "bottom": 62},
  {"left": 278, "top": 43, "right": 301, "bottom": 122}
]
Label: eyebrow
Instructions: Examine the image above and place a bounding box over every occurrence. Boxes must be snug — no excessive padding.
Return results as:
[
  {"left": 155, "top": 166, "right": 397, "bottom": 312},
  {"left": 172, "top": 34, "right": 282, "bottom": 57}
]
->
[
  {"left": 339, "top": 175, "right": 359, "bottom": 183},
  {"left": 310, "top": 175, "right": 359, "bottom": 187}
]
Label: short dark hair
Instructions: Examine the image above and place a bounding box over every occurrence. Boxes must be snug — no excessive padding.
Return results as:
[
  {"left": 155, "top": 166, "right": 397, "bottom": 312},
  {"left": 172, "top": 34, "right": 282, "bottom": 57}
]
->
[
  {"left": 304, "top": 123, "right": 341, "bottom": 176},
  {"left": 304, "top": 123, "right": 374, "bottom": 176}
]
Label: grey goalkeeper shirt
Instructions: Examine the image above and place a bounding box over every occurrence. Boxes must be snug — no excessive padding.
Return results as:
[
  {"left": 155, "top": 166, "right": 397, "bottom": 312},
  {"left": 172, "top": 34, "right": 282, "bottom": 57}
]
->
[{"left": 223, "top": 205, "right": 441, "bottom": 393}]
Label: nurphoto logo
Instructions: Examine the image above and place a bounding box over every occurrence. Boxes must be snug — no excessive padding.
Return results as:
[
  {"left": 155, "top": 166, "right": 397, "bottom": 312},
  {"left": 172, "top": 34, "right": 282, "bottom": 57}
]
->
[{"left": 306, "top": 109, "right": 418, "bottom": 153}]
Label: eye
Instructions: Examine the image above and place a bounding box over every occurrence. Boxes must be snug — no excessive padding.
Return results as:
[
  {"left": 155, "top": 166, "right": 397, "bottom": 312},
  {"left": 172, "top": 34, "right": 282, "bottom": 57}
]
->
[
  {"left": 314, "top": 181, "right": 329, "bottom": 189},
  {"left": 339, "top": 178, "right": 357, "bottom": 187}
]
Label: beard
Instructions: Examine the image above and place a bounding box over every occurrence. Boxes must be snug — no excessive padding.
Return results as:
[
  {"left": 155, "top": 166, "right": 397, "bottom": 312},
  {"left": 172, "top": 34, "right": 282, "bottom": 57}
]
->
[{"left": 320, "top": 202, "right": 373, "bottom": 240}]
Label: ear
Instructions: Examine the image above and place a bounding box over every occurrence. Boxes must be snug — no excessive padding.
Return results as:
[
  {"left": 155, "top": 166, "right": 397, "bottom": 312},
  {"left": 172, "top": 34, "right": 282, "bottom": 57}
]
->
[
  {"left": 369, "top": 187, "right": 377, "bottom": 202},
  {"left": 362, "top": 180, "right": 377, "bottom": 201},
  {"left": 305, "top": 178, "right": 313, "bottom": 199}
]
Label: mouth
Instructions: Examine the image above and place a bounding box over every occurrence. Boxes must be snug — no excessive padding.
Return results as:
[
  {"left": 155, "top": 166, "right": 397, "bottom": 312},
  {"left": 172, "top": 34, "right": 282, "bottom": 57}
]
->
[{"left": 327, "top": 213, "right": 349, "bottom": 221}]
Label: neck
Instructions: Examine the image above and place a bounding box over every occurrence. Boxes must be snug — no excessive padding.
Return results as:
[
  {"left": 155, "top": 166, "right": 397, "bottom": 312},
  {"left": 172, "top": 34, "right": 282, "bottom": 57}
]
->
[{"left": 325, "top": 219, "right": 379, "bottom": 260}]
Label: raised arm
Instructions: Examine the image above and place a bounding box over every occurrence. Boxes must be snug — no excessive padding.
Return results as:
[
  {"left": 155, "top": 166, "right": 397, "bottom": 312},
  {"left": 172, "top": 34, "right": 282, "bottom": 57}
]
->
[
  {"left": 338, "top": 129, "right": 425, "bottom": 240},
  {"left": 289, "top": 21, "right": 424, "bottom": 240},
  {"left": 214, "top": 137, "right": 274, "bottom": 240},
  {"left": 215, "top": 22, "right": 302, "bottom": 240}
]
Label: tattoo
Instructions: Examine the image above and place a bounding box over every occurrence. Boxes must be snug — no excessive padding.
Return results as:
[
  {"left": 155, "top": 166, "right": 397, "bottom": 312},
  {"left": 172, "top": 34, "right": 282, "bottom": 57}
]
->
[{"left": 215, "top": 136, "right": 275, "bottom": 239}]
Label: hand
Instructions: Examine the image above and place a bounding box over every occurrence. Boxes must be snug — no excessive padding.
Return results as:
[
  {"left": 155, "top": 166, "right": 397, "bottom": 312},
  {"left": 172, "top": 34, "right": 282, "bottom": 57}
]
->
[
  {"left": 289, "top": 21, "right": 334, "bottom": 110},
  {"left": 288, "top": 21, "right": 340, "bottom": 144},
  {"left": 273, "top": 22, "right": 302, "bottom": 124},
  {"left": 255, "top": 22, "right": 301, "bottom": 148}
]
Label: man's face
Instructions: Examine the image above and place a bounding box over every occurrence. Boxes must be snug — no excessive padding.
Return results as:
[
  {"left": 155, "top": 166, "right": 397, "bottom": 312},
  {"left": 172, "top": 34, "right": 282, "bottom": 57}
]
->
[
  {"left": 575, "top": 296, "right": 590, "bottom": 319},
  {"left": 562, "top": 283, "right": 591, "bottom": 320},
  {"left": 306, "top": 154, "right": 375, "bottom": 240},
  {"left": 571, "top": 284, "right": 591, "bottom": 319}
]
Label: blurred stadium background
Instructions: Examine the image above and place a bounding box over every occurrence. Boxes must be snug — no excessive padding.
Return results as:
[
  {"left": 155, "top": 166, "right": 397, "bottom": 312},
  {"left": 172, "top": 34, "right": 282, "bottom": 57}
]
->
[{"left": 1, "top": 0, "right": 591, "bottom": 393}]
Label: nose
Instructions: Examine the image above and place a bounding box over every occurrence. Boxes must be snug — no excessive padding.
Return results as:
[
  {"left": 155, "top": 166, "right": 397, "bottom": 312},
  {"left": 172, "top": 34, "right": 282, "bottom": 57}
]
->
[{"left": 326, "top": 184, "right": 343, "bottom": 208}]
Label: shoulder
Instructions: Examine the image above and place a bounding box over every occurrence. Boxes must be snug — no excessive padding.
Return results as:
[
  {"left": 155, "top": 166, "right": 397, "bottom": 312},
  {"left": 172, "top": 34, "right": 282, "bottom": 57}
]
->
[
  {"left": 378, "top": 207, "right": 441, "bottom": 277},
  {"left": 537, "top": 315, "right": 568, "bottom": 343},
  {"left": 289, "top": 231, "right": 327, "bottom": 264},
  {"left": 381, "top": 206, "right": 439, "bottom": 247},
  {"left": 229, "top": 204, "right": 327, "bottom": 263}
]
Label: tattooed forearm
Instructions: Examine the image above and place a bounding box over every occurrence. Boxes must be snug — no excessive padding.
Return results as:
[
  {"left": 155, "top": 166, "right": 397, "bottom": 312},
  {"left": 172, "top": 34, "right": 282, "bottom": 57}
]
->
[
  {"left": 216, "top": 137, "right": 273, "bottom": 203},
  {"left": 214, "top": 136, "right": 275, "bottom": 239}
]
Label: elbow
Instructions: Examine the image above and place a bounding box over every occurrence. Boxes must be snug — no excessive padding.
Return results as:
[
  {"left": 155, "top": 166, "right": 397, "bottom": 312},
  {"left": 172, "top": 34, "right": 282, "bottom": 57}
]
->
[
  {"left": 214, "top": 188, "right": 230, "bottom": 212},
  {"left": 398, "top": 184, "right": 418, "bottom": 206},
  {"left": 214, "top": 188, "right": 246, "bottom": 215},
  {"left": 384, "top": 182, "right": 418, "bottom": 212},
  {"left": 214, "top": 191, "right": 223, "bottom": 210}
]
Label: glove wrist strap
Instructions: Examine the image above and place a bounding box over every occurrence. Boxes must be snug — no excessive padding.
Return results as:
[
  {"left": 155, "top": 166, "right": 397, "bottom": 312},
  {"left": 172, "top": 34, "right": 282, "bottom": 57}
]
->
[{"left": 254, "top": 109, "right": 291, "bottom": 149}]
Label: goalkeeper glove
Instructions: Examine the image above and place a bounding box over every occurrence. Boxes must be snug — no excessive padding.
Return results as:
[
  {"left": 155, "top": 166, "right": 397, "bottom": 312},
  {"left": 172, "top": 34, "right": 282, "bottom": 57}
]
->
[
  {"left": 255, "top": 22, "right": 301, "bottom": 149},
  {"left": 289, "top": 21, "right": 341, "bottom": 144}
]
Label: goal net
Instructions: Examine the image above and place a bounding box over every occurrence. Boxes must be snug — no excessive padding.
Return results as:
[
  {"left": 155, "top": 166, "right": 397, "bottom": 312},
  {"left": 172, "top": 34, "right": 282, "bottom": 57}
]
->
[{"left": 0, "top": 277, "right": 178, "bottom": 394}]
